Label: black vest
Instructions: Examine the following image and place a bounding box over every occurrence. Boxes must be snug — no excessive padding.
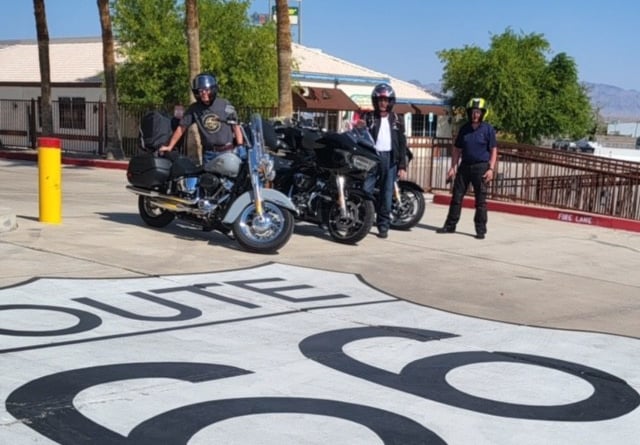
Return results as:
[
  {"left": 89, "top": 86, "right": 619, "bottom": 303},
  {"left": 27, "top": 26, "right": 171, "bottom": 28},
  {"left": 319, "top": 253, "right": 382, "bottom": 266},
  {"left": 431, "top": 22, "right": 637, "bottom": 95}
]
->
[{"left": 183, "top": 98, "right": 237, "bottom": 149}]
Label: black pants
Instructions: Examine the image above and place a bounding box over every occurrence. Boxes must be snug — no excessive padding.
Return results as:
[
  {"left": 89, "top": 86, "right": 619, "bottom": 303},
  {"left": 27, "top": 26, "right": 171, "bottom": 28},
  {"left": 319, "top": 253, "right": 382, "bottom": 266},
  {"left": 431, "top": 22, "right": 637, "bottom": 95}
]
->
[{"left": 444, "top": 162, "right": 489, "bottom": 235}]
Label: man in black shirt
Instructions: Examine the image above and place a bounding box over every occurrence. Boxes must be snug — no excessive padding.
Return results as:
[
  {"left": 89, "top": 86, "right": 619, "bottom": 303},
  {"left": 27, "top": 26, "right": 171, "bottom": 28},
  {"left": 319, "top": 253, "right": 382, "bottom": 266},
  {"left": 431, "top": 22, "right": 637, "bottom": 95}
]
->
[{"left": 436, "top": 97, "right": 497, "bottom": 239}]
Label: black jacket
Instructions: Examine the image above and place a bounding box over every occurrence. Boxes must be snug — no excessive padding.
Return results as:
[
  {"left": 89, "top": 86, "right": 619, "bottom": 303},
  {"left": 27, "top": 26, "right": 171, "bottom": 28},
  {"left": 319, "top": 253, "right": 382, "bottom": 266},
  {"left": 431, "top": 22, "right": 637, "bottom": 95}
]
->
[{"left": 365, "top": 111, "right": 409, "bottom": 170}]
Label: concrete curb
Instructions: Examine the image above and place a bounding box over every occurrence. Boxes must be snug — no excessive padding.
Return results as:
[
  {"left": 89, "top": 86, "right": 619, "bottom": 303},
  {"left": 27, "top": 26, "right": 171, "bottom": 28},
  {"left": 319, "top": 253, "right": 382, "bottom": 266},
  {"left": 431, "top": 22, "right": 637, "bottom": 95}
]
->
[{"left": 432, "top": 193, "right": 640, "bottom": 233}]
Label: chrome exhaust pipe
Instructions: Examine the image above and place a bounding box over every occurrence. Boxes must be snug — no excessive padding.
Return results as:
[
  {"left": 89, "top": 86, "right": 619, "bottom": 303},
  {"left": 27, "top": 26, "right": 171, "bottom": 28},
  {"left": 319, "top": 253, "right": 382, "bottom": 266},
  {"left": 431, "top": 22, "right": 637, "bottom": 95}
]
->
[{"left": 126, "top": 185, "right": 198, "bottom": 205}]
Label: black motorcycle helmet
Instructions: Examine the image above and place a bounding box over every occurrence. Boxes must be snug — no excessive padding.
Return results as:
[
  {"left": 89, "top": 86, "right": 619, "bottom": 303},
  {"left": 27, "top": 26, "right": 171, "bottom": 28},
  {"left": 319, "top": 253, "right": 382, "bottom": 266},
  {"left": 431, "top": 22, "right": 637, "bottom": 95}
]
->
[
  {"left": 371, "top": 83, "right": 396, "bottom": 113},
  {"left": 191, "top": 73, "right": 218, "bottom": 104}
]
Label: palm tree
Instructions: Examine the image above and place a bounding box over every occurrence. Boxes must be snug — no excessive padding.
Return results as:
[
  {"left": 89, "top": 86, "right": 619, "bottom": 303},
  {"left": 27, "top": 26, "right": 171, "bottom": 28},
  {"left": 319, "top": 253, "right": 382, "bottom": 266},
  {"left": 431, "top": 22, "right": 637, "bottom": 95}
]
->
[
  {"left": 33, "top": 0, "right": 53, "bottom": 136},
  {"left": 97, "top": 0, "right": 124, "bottom": 159},
  {"left": 185, "top": 0, "right": 201, "bottom": 104},
  {"left": 275, "top": 0, "right": 293, "bottom": 117},
  {"left": 184, "top": 0, "right": 202, "bottom": 163}
]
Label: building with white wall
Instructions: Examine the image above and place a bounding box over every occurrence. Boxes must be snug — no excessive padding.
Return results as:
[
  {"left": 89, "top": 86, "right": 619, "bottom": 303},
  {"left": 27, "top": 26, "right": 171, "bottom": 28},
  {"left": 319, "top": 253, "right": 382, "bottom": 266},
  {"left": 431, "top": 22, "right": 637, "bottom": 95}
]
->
[
  {"left": 0, "top": 37, "right": 449, "bottom": 151},
  {"left": 607, "top": 121, "right": 640, "bottom": 138}
]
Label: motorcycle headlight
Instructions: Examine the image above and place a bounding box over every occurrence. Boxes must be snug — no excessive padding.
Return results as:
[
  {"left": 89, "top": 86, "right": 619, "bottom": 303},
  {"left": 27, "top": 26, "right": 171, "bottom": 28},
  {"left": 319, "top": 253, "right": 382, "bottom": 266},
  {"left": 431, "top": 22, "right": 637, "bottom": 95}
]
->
[{"left": 351, "top": 154, "right": 377, "bottom": 172}]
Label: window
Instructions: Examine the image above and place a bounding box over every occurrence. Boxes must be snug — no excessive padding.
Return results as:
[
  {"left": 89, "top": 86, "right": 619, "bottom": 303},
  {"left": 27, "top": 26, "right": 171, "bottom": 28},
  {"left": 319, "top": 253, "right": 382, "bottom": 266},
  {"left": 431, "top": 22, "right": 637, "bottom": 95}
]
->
[
  {"left": 411, "top": 114, "right": 438, "bottom": 137},
  {"left": 58, "top": 97, "right": 86, "bottom": 129}
]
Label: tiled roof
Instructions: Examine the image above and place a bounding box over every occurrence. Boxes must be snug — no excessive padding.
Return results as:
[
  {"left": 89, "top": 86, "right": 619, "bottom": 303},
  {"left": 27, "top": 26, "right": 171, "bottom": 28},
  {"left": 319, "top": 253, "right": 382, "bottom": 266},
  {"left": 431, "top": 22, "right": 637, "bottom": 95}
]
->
[
  {"left": 292, "top": 43, "right": 441, "bottom": 103},
  {"left": 0, "top": 37, "right": 115, "bottom": 83},
  {"left": 292, "top": 43, "right": 387, "bottom": 80}
]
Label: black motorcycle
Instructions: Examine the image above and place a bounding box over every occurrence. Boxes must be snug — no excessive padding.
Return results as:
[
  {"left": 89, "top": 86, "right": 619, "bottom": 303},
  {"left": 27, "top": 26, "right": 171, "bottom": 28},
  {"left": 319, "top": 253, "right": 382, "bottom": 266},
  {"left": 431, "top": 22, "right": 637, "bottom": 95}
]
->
[
  {"left": 126, "top": 114, "right": 296, "bottom": 254},
  {"left": 266, "top": 121, "right": 378, "bottom": 244}
]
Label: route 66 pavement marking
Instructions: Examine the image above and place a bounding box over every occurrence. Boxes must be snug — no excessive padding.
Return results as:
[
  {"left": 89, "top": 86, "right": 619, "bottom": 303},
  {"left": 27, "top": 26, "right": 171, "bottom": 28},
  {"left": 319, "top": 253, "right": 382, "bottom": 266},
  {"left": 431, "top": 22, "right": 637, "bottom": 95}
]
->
[{"left": 1, "top": 263, "right": 639, "bottom": 444}]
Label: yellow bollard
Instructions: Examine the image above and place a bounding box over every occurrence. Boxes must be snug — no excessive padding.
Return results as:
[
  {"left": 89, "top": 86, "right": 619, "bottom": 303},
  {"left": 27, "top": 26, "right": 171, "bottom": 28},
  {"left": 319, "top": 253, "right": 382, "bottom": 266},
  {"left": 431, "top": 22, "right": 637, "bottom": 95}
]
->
[{"left": 38, "top": 137, "right": 62, "bottom": 224}]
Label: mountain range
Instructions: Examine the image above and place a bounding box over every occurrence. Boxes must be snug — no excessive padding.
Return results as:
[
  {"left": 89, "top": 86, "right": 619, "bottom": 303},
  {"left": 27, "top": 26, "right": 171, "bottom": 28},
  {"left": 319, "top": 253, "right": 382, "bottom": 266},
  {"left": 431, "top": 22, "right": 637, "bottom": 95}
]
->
[{"left": 410, "top": 81, "right": 640, "bottom": 122}]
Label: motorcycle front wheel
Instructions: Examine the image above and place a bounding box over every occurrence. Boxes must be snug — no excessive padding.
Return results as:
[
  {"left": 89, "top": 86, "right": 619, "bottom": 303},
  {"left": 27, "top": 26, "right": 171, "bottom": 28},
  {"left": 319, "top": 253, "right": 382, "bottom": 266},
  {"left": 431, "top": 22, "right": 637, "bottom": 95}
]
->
[
  {"left": 390, "top": 184, "right": 425, "bottom": 230},
  {"left": 138, "top": 196, "right": 175, "bottom": 228},
  {"left": 233, "top": 201, "right": 295, "bottom": 253},
  {"left": 326, "top": 192, "right": 374, "bottom": 244}
]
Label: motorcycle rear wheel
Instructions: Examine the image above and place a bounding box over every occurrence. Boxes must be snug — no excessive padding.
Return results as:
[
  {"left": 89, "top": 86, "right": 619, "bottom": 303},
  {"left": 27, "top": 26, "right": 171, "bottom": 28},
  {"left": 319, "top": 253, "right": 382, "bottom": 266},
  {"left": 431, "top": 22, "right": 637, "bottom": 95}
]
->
[
  {"left": 138, "top": 196, "right": 175, "bottom": 228},
  {"left": 390, "top": 185, "right": 425, "bottom": 230},
  {"left": 327, "top": 192, "right": 374, "bottom": 244},
  {"left": 233, "top": 201, "right": 294, "bottom": 253}
]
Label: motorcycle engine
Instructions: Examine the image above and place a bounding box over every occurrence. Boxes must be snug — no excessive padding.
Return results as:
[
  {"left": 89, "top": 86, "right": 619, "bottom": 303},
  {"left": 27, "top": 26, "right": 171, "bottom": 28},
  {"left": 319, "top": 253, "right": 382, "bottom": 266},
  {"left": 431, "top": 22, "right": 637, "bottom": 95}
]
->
[
  {"left": 195, "top": 173, "right": 228, "bottom": 214},
  {"left": 290, "top": 173, "right": 322, "bottom": 216},
  {"left": 199, "top": 173, "right": 221, "bottom": 195},
  {"left": 293, "top": 172, "right": 313, "bottom": 189}
]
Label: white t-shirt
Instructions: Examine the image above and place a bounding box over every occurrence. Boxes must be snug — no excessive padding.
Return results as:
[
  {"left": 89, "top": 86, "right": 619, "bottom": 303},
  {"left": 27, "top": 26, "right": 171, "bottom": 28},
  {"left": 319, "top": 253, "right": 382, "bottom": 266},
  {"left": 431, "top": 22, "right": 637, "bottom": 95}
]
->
[{"left": 375, "top": 116, "right": 392, "bottom": 152}]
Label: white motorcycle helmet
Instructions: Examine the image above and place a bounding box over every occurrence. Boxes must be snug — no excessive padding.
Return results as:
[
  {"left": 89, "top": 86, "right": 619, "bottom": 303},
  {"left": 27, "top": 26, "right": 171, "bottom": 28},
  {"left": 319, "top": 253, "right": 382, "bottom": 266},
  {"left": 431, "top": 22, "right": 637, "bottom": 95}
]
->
[{"left": 205, "top": 151, "right": 242, "bottom": 177}]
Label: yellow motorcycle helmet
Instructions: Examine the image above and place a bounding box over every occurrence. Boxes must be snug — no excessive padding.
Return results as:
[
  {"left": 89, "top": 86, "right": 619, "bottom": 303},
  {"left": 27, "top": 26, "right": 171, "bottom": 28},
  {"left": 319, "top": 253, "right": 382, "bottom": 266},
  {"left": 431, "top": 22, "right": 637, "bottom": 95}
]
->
[{"left": 466, "top": 97, "right": 489, "bottom": 121}]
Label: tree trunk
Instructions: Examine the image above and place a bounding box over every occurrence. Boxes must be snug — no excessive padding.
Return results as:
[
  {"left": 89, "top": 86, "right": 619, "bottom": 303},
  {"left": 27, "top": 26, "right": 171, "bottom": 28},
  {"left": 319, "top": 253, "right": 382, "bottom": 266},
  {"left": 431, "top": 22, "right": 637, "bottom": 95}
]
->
[
  {"left": 185, "top": 0, "right": 201, "bottom": 105},
  {"left": 184, "top": 0, "right": 202, "bottom": 163},
  {"left": 275, "top": 0, "right": 293, "bottom": 118},
  {"left": 33, "top": 0, "right": 53, "bottom": 136},
  {"left": 97, "top": 0, "right": 124, "bottom": 159}
]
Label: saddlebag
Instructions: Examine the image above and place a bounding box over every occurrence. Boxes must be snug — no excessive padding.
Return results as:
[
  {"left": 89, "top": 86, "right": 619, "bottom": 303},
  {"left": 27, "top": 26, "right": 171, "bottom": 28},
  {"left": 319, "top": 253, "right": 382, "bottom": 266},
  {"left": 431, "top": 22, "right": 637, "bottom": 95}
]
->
[
  {"left": 127, "top": 154, "right": 171, "bottom": 188},
  {"left": 139, "top": 110, "right": 173, "bottom": 151}
]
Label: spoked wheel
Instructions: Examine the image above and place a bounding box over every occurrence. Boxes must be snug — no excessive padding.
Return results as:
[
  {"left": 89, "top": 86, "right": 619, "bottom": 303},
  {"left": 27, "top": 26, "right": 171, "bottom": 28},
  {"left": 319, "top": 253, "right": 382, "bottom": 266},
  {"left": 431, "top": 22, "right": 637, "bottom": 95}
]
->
[
  {"left": 327, "top": 192, "right": 375, "bottom": 244},
  {"left": 233, "top": 201, "right": 294, "bottom": 253},
  {"left": 138, "top": 196, "right": 175, "bottom": 228},
  {"left": 390, "top": 184, "right": 425, "bottom": 230}
]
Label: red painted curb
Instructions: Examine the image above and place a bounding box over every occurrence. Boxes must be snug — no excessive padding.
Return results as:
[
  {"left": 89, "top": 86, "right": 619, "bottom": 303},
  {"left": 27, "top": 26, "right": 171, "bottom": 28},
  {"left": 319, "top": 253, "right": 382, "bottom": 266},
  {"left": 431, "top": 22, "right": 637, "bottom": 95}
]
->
[{"left": 433, "top": 193, "right": 640, "bottom": 233}]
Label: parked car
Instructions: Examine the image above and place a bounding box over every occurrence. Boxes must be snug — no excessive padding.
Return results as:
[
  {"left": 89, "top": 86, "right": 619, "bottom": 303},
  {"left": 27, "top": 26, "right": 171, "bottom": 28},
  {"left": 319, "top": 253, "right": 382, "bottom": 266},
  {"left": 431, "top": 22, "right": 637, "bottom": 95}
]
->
[
  {"left": 576, "top": 139, "right": 596, "bottom": 154},
  {"left": 552, "top": 139, "right": 569, "bottom": 149},
  {"left": 552, "top": 139, "right": 575, "bottom": 151}
]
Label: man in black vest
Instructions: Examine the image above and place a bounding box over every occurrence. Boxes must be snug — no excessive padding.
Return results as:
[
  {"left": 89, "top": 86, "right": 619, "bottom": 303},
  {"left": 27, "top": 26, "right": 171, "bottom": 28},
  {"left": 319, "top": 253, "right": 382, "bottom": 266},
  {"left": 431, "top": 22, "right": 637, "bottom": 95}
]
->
[
  {"left": 160, "top": 73, "right": 243, "bottom": 164},
  {"left": 363, "top": 83, "right": 409, "bottom": 239}
]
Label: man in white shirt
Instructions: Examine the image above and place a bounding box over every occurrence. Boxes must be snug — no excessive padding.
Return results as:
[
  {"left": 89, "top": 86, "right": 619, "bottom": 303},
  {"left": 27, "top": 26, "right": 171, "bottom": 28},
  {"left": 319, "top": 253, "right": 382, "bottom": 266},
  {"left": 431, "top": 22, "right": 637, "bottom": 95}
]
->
[{"left": 363, "top": 83, "right": 409, "bottom": 238}]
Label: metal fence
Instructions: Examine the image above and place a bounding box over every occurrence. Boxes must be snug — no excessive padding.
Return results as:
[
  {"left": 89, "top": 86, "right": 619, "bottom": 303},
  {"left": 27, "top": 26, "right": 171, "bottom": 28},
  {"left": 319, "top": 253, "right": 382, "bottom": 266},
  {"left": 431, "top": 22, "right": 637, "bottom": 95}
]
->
[
  {"left": 3, "top": 98, "right": 640, "bottom": 221},
  {"left": 0, "top": 99, "right": 278, "bottom": 158},
  {"left": 430, "top": 141, "right": 640, "bottom": 221}
]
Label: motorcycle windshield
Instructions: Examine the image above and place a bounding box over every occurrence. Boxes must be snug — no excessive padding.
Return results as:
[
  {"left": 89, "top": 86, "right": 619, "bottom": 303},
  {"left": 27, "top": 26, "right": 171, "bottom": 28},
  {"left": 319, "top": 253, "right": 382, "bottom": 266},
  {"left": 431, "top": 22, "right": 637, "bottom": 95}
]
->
[
  {"left": 318, "top": 132, "right": 376, "bottom": 157},
  {"left": 347, "top": 127, "right": 376, "bottom": 150},
  {"left": 250, "top": 113, "right": 265, "bottom": 160}
]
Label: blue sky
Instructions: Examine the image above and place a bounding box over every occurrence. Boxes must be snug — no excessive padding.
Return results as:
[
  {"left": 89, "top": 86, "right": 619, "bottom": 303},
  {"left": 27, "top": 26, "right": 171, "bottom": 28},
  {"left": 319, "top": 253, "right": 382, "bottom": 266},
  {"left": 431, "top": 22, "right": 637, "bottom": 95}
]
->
[{"left": 1, "top": 0, "right": 638, "bottom": 91}]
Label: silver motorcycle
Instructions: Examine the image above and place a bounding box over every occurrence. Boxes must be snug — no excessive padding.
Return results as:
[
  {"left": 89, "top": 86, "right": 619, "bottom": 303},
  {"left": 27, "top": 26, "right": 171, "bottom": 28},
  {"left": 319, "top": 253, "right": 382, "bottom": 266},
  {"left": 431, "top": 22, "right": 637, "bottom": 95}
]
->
[{"left": 126, "top": 114, "right": 296, "bottom": 254}]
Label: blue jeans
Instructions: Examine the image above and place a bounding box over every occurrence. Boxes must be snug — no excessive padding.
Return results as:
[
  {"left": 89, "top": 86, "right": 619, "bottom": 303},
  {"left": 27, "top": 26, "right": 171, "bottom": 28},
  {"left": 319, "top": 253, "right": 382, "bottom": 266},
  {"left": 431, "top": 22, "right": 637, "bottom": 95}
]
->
[{"left": 364, "top": 151, "right": 396, "bottom": 232}]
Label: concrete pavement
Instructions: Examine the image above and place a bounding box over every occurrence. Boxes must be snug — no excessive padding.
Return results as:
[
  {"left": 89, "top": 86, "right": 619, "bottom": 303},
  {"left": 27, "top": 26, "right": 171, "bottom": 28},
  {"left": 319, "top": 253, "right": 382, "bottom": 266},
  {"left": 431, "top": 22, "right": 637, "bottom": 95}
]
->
[
  {"left": 1, "top": 155, "right": 640, "bottom": 444},
  {"left": 1, "top": 155, "right": 639, "bottom": 337}
]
